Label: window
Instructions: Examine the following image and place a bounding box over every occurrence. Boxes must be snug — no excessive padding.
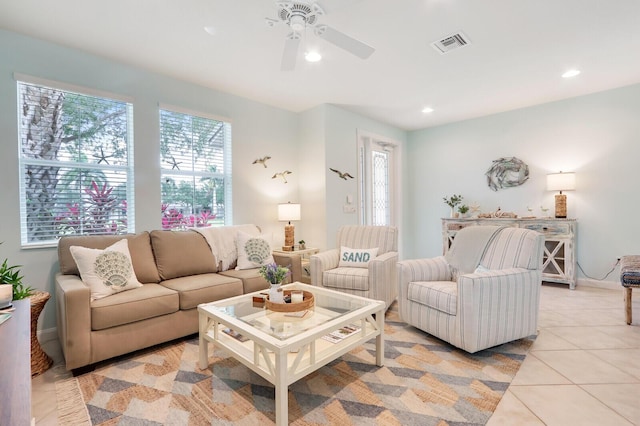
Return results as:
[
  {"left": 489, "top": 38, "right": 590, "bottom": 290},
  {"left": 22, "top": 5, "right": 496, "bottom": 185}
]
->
[
  {"left": 159, "top": 107, "right": 232, "bottom": 229},
  {"left": 357, "top": 132, "right": 398, "bottom": 226},
  {"left": 17, "top": 77, "right": 134, "bottom": 246}
]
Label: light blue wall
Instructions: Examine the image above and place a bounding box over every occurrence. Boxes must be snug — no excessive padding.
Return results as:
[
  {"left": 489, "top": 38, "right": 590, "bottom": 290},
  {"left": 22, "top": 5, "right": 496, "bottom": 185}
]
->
[
  {"left": 406, "top": 83, "right": 640, "bottom": 286},
  {"left": 0, "top": 30, "right": 300, "bottom": 329},
  {"left": 323, "top": 104, "right": 408, "bottom": 250},
  {"left": 2, "top": 27, "right": 636, "bottom": 332}
]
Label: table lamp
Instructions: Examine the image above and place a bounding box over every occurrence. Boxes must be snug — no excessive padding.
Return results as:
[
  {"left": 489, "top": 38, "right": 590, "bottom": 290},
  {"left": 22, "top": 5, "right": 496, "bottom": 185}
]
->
[
  {"left": 278, "top": 202, "right": 300, "bottom": 251},
  {"left": 547, "top": 172, "right": 575, "bottom": 218}
]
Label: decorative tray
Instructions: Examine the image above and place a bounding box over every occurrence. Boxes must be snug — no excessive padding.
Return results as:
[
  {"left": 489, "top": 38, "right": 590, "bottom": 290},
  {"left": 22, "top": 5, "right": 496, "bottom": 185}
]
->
[{"left": 265, "top": 290, "right": 314, "bottom": 312}]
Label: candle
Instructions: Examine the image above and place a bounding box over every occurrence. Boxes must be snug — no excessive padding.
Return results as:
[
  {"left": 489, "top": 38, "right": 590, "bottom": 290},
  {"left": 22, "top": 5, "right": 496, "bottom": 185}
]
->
[{"left": 291, "top": 290, "right": 304, "bottom": 303}]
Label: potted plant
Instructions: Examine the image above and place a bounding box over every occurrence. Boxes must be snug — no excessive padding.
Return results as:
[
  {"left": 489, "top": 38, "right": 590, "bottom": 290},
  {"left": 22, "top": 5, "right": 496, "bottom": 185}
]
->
[
  {"left": 443, "top": 194, "right": 463, "bottom": 218},
  {"left": 458, "top": 204, "right": 469, "bottom": 218},
  {"left": 298, "top": 240, "right": 306, "bottom": 250},
  {"left": 259, "top": 263, "right": 290, "bottom": 304},
  {"left": 0, "top": 250, "right": 33, "bottom": 305}
]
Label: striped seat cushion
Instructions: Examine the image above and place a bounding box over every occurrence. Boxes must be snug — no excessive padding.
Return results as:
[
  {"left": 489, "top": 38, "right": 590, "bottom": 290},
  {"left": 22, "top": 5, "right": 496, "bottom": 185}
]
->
[
  {"left": 323, "top": 267, "right": 369, "bottom": 291},
  {"left": 407, "top": 280, "right": 457, "bottom": 315}
]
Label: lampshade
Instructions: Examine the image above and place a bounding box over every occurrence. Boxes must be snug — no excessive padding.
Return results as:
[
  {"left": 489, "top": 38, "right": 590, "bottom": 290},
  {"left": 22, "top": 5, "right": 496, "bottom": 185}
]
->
[
  {"left": 546, "top": 172, "right": 576, "bottom": 192},
  {"left": 278, "top": 202, "right": 301, "bottom": 222}
]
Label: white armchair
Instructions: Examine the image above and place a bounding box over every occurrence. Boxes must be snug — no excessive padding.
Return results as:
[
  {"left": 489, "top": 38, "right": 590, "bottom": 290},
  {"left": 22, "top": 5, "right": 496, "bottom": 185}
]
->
[
  {"left": 397, "top": 226, "right": 544, "bottom": 353},
  {"left": 310, "top": 225, "right": 398, "bottom": 309}
]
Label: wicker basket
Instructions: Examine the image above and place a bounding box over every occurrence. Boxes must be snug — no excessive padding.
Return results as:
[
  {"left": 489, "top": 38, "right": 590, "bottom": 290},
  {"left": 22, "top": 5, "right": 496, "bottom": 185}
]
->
[
  {"left": 265, "top": 290, "right": 314, "bottom": 312},
  {"left": 30, "top": 290, "right": 53, "bottom": 376}
]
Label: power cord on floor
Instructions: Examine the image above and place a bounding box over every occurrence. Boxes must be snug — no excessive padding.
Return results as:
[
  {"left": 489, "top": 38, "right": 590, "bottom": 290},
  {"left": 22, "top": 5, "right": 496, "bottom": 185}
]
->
[{"left": 577, "top": 258, "right": 620, "bottom": 281}]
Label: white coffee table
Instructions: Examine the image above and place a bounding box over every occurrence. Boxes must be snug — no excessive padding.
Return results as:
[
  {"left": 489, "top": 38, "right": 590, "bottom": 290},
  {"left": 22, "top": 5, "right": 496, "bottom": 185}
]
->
[{"left": 198, "top": 282, "right": 385, "bottom": 425}]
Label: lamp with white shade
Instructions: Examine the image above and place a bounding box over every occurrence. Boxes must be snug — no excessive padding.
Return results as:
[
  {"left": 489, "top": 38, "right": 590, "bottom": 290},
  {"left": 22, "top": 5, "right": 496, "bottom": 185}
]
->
[
  {"left": 547, "top": 172, "right": 575, "bottom": 218},
  {"left": 278, "top": 202, "right": 300, "bottom": 251}
]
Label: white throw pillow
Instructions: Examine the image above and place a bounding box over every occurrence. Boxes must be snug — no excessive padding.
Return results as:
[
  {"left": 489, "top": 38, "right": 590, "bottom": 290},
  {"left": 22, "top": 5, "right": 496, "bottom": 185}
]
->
[
  {"left": 236, "top": 231, "right": 275, "bottom": 270},
  {"left": 338, "top": 246, "right": 379, "bottom": 268},
  {"left": 474, "top": 264, "right": 491, "bottom": 274},
  {"left": 69, "top": 239, "right": 143, "bottom": 300}
]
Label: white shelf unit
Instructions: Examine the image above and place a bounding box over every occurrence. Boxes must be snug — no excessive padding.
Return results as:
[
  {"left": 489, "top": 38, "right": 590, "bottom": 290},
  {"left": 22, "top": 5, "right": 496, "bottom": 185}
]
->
[{"left": 442, "top": 218, "right": 577, "bottom": 289}]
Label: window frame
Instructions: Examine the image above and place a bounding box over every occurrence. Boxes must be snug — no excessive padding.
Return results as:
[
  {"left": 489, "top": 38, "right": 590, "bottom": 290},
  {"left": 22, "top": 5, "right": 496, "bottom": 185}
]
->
[
  {"left": 158, "top": 104, "right": 233, "bottom": 229},
  {"left": 16, "top": 74, "right": 135, "bottom": 248}
]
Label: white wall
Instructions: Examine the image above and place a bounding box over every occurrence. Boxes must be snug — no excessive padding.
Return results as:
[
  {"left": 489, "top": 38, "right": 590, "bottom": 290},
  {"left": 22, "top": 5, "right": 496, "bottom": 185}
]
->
[
  {"left": 297, "top": 106, "right": 327, "bottom": 251},
  {"left": 0, "top": 30, "right": 299, "bottom": 329},
  {"left": 323, "top": 105, "right": 407, "bottom": 249},
  {"left": 406, "top": 83, "right": 640, "bottom": 286}
]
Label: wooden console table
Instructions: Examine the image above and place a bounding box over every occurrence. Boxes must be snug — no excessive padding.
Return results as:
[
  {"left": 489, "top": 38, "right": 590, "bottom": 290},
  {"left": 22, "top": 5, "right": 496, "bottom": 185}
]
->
[
  {"left": 442, "top": 217, "right": 577, "bottom": 289},
  {"left": 0, "top": 299, "right": 32, "bottom": 425}
]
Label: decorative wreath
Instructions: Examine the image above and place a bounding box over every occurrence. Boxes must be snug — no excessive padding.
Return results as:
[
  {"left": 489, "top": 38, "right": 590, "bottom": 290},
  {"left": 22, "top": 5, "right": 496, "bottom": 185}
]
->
[{"left": 485, "top": 157, "right": 529, "bottom": 191}]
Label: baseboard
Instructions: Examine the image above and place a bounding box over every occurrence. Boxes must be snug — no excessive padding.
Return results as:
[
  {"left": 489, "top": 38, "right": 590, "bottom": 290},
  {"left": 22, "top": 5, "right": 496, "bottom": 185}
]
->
[
  {"left": 38, "top": 326, "right": 58, "bottom": 344},
  {"left": 577, "top": 278, "right": 619, "bottom": 290}
]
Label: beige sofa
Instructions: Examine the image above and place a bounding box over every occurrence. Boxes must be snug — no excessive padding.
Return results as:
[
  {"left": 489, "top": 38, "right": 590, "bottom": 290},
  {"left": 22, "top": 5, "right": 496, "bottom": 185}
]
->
[{"left": 55, "top": 226, "right": 301, "bottom": 371}]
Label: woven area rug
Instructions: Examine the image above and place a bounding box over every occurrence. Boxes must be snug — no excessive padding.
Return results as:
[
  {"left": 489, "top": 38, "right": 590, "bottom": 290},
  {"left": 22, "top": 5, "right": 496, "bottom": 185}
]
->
[{"left": 57, "top": 307, "right": 534, "bottom": 425}]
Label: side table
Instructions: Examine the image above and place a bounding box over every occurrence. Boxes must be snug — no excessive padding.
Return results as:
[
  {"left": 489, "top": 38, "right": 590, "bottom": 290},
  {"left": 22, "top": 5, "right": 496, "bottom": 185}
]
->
[
  {"left": 273, "top": 247, "right": 319, "bottom": 284},
  {"left": 30, "top": 290, "right": 53, "bottom": 376}
]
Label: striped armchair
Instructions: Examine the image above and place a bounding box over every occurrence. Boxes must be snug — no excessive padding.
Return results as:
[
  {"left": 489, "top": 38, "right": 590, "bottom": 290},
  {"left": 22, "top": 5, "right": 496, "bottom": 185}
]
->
[
  {"left": 397, "top": 226, "right": 544, "bottom": 353},
  {"left": 310, "top": 226, "right": 398, "bottom": 309}
]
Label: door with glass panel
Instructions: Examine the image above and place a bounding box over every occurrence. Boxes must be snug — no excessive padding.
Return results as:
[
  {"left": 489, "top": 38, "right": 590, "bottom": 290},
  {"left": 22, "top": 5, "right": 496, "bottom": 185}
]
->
[{"left": 357, "top": 132, "right": 399, "bottom": 227}]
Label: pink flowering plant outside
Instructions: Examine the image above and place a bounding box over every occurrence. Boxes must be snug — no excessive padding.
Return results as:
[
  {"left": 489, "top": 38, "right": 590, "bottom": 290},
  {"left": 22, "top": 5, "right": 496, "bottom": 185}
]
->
[{"left": 258, "top": 263, "right": 290, "bottom": 285}]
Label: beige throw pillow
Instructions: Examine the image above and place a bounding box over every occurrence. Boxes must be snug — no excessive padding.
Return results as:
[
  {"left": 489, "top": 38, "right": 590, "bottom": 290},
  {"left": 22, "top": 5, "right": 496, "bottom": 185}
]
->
[{"left": 69, "top": 239, "right": 143, "bottom": 300}]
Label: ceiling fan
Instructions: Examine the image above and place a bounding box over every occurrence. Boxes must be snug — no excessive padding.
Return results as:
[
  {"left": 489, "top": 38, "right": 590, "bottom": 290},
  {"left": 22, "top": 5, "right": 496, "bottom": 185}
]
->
[{"left": 265, "top": 1, "right": 375, "bottom": 71}]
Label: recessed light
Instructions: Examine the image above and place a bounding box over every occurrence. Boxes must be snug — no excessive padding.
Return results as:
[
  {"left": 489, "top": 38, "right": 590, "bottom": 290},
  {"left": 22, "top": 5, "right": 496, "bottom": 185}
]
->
[
  {"left": 421, "top": 107, "right": 434, "bottom": 114},
  {"left": 305, "top": 51, "right": 322, "bottom": 62},
  {"left": 562, "top": 69, "right": 581, "bottom": 78},
  {"left": 204, "top": 26, "right": 216, "bottom": 36}
]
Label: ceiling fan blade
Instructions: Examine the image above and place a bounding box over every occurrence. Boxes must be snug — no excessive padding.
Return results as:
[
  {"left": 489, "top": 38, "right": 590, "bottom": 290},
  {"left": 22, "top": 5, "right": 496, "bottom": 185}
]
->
[
  {"left": 281, "top": 32, "right": 301, "bottom": 71},
  {"left": 314, "top": 25, "right": 375, "bottom": 59}
]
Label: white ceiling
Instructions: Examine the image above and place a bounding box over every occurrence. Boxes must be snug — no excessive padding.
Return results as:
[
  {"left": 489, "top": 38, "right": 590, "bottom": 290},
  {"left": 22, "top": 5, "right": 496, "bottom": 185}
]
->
[{"left": 2, "top": 0, "right": 640, "bottom": 130}]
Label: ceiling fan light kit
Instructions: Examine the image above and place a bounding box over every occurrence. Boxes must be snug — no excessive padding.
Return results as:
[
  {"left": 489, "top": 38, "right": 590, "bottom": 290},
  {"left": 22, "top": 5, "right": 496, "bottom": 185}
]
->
[{"left": 267, "top": 0, "right": 375, "bottom": 71}]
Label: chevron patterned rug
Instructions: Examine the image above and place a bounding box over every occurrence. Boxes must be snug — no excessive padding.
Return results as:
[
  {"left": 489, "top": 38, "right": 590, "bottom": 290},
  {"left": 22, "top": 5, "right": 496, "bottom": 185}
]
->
[{"left": 57, "top": 306, "right": 534, "bottom": 425}]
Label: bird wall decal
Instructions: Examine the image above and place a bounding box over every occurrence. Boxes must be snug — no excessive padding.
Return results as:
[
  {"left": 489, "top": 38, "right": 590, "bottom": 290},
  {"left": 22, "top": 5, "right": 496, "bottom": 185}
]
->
[
  {"left": 330, "top": 168, "right": 354, "bottom": 180},
  {"left": 252, "top": 156, "right": 271, "bottom": 168},
  {"left": 272, "top": 170, "right": 292, "bottom": 183}
]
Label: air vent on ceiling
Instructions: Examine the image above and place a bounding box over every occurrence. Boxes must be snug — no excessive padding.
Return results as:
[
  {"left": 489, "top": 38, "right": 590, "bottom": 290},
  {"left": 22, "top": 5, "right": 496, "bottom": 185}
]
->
[{"left": 431, "top": 32, "right": 471, "bottom": 54}]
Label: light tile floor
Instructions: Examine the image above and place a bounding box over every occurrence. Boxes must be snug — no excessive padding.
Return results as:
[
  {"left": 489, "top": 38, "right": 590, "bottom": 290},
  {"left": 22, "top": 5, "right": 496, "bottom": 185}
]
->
[
  {"left": 32, "top": 284, "right": 640, "bottom": 425},
  {"left": 488, "top": 284, "right": 640, "bottom": 426}
]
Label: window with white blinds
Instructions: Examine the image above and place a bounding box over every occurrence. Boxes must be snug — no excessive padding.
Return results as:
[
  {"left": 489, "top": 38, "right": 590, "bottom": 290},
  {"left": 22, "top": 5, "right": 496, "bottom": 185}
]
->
[
  {"left": 159, "top": 107, "right": 232, "bottom": 229},
  {"left": 17, "top": 78, "right": 135, "bottom": 247}
]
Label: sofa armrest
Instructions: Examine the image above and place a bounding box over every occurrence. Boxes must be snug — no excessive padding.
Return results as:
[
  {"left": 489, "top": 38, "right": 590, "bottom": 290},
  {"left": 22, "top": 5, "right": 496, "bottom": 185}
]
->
[
  {"left": 458, "top": 268, "right": 542, "bottom": 352},
  {"left": 369, "top": 251, "right": 398, "bottom": 308},
  {"left": 55, "top": 273, "right": 92, "bottom": 370},
  {"left": 272, "top": 253, "right": 302, "bottom": 283},
  {"left": 309, "top": 249, "right": 340, "bottom": 286}
]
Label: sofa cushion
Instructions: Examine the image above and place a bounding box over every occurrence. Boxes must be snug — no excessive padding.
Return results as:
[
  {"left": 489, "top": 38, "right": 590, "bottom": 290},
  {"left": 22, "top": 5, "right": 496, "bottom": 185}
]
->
[
  {"left": 70, "top": 239, "right": 143, "bottom": 301},
  {"left": 58, "top": 232, "right": 160, "bottom": 284},
  {"left": 218, "top": 268, "right": 270, "bottom": 294},
  {"left": 150, "top": 230, "right": 217, "bottom": 280},
  {"left": 407, "top": 281, "right": 457, "bottom": 315},
  {"left": 236, "top": 231, "right": 275, "bottom": 270},
  {"left": 323, "top": 267, "right": 370, "bottom": 291},
  {"left": 91, "top": 283, "right": 179, "bottom": 330},
  {"left": 159, "top": 273, "right": 243, "bottom": 310}
]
